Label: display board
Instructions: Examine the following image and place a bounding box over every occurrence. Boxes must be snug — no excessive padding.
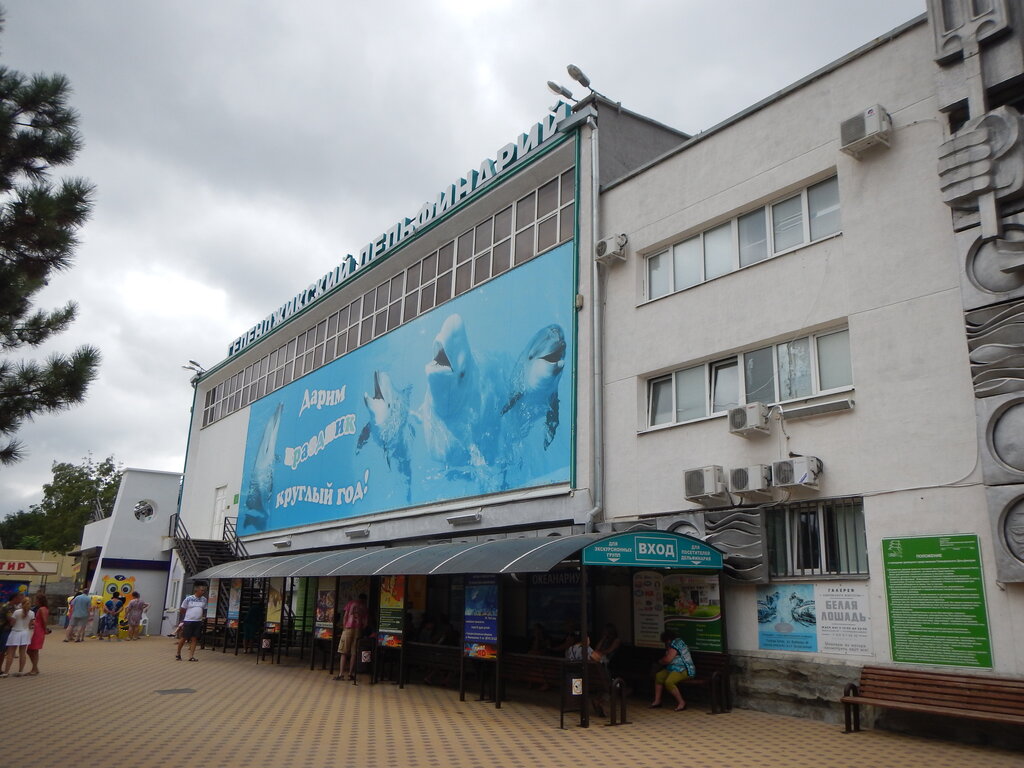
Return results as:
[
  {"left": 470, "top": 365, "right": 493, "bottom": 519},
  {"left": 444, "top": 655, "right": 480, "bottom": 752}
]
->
[{"left": 882, "top": 534, "right": 992, "bottom": 668}]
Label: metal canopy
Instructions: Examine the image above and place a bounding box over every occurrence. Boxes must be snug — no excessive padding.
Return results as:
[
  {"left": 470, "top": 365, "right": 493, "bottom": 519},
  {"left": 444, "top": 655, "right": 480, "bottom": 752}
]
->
[{"left": 192, "top": 531, "right": 720, "bottom": 580}]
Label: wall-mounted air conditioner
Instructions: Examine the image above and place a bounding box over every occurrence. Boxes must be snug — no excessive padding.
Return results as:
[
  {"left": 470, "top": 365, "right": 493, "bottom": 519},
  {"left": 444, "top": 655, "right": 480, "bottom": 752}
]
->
[
  {"left": 728, "top": 402, "right": 770, "bottom": 436},
  {"left": 683, "top": 465, "right": 728, "bottom": 504},
  {"left": 771, "top": 456, "right": 822, "bottom": 490},
  {"left": 729, "top": 464, "right": 773, "bottom": 498},
  {"left": 595, "top": 234, "right": 628, "bottom": 264},
  {"left": 840, "top": 105, "right": 892, "bottom": 159}
]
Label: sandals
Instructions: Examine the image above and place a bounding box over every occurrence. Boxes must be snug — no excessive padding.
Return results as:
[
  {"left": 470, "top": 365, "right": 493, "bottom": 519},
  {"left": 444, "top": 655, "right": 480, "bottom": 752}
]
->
[
  {"left": 175, "top": 655, "right": 182, "bottom": 660},
  {"left": 188, "top": 657, "right": 198, "bottom": 662}
]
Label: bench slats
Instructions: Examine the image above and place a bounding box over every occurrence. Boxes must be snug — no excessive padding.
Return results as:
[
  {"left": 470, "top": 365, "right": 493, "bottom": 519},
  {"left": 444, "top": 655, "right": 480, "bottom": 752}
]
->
[{"left": 842, "top": 665, "right": 1024, "bottom": 733}]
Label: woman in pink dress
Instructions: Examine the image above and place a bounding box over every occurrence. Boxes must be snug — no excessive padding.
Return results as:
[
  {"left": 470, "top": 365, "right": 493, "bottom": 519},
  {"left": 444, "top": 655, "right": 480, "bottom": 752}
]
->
[{"left": 26, "top": 593, "right": 49, "bottom": 676}]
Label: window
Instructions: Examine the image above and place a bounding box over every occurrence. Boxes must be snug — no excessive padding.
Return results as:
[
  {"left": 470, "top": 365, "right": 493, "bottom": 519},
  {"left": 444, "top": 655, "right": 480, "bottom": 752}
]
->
[
  {"left": 645, "top": 176, "right": 840, "bottom": 299},
  {"left": 202, "top": 168, "right": 577, "bottom": 428},
  {"left": 767, "top": 498, "right": 868, "bottom": 577},
  {"left": 646, "top": 328, "right": 852, "bottom": 427}
]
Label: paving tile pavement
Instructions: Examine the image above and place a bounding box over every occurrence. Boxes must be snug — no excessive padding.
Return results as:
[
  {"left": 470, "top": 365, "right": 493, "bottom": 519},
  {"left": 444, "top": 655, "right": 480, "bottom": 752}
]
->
[{"left": 2, "top": 633, "right": 1022, "bottom": 768}]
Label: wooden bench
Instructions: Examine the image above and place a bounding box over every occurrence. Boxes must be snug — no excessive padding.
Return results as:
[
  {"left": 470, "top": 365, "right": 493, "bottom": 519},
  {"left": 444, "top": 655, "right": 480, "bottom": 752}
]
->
[
  {"left": 614, "top": 647, "right": 731, "bottom": 715},
  {"left": 841, "top": 665, "right": 1024, "bottom": 733}
]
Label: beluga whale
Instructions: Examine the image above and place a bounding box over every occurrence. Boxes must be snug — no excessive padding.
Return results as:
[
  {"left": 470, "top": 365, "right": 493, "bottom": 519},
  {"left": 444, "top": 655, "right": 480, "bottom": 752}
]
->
[
  {"left": 357, "top": 370, "right": 415, "bottom": 501},
  {"left": 501, "top": 324, "right": 566, "bottom": 449},
  {"left": 243, "top": 401, "right": 283, "bottom": 531},
  {"left": 418, "top": 314, "right": 500, "bottom": 478}
]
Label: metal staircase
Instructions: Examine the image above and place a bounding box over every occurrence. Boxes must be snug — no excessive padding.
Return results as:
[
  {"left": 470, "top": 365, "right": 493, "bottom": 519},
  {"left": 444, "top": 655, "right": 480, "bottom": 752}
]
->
[{"left": 170, "top": 513, "right": 248, "bottom": 577}]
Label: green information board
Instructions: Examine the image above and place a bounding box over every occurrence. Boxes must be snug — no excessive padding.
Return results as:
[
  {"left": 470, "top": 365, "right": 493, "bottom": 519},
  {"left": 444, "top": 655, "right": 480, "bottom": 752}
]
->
[{"left": 882, "top": 534, "right": 992, "bottom": 668}]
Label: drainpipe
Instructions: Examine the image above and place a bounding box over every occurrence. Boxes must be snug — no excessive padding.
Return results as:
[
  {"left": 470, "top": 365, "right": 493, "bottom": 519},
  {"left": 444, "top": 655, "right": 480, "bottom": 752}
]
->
[{"left": 584, "top": 113, "right": 604, "bottom": 534}]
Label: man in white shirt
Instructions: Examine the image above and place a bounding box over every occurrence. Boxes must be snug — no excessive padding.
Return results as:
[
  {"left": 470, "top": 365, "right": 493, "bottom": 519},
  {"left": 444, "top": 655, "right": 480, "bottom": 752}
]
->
[{"left": 175, "top": 583, "right": 207, "bottom": 662}]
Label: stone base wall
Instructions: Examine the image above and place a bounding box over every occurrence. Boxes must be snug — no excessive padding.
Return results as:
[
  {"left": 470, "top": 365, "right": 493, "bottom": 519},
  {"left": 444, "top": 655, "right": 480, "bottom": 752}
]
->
[{"left": 728, "top": 653, "right": 1024, "bottom": 751}]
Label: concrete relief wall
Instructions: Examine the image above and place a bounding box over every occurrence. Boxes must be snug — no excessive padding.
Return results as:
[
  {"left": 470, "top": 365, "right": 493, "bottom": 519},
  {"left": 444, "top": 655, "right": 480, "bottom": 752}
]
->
[{"left": 930, "top": 0, "right": 1024, "bottom": 581}]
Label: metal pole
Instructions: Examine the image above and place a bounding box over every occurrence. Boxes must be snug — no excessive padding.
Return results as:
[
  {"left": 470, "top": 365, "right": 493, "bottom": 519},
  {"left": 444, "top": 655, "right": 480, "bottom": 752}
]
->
[{"left": 579, "top": 562, "right": 589, "bottom": 728}]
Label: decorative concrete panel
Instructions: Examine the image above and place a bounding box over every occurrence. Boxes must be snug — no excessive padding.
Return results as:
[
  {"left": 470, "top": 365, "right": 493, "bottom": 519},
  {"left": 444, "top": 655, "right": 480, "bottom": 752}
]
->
[
  {"left": 704, "top": 508, "right": 768, "bottom": 584},
  {"left": 986, "top": 483, "right": 1024, "bottom": 581},
  {"left": 956, "top": 213, "right": 1024, "bottom": 309},
  {"left": 976, "top": 392, "right": 1024, "bottom": 485},
  {"left": 965, "top": 298, "right": 1024, "bottom": 397},
  {"left": 929, "top": 0, "right": 1010, "bottom": 63}
]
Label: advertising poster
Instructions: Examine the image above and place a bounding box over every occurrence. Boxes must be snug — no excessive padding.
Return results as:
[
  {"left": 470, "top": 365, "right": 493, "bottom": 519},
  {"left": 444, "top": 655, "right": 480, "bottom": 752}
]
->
[
  {"left": 663, "top": 574, "right": 722, "bottom": 652},
  {"left": 757, "top": 584, "right": 818, "bottom": 652},
  {"left": 236, "top": 243, "right": 575, "bottom": 536},
  {"left": 227, "top": 579, "right": 241, "bottom": 628},
  {"left": 0, "top": 581, "right": 29, "bottom": 604},
  {"left": 314, "top": 582, "right": 336, "bottom": 641},
  {"left": 817, "top": 584, "right": 872, "bottom": 656},
  {"left": 378, "top": 575, "right": 405, "bottom": 647},
  {"left": 206, "top": 579, "right": 220, "bottom": 619},
  {"left": 632, "top": 571, "right": 663, "bottom": 648},
  {"left": 463, "top": 574, "right": 498, "bottom": 659},
  {"left": 882, "top": 535, "right": 992, "bottom": 668},
  {"left": 265, "top": 577, "right": 284, "bottom": 633}
]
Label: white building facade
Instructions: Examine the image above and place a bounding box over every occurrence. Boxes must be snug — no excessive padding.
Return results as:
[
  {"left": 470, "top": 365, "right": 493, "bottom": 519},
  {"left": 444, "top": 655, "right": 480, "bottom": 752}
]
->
[{"left": 174, "top": 5, "right": 1024, "bottom": 729}]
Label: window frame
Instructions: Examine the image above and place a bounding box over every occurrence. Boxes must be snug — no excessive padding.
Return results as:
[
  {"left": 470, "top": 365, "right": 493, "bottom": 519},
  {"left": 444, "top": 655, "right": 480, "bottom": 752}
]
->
[
  {"left": 644, "top": 176, "right": 840, "bottom": 301},
  {"left": 766, "top": 498, "right": 869, "bottom": 578},
  {"left": 645, "top": 328, "right": 852, "bottom": 429}
]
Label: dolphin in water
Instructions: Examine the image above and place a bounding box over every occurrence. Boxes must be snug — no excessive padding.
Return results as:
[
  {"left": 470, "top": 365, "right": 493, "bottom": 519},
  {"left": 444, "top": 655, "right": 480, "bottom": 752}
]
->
[
  {"left": 357, "top": 370, "right": 415, "bottom": 501},
  {"left": 501, "top": 324, "right": 566, "bottom": 449},
  {"left": 244, "top": 401, "right": 283, "bottom": 531}
]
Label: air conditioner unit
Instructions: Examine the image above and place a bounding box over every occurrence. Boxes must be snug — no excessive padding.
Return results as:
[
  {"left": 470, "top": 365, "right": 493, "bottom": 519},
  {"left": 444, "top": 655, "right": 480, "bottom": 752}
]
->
[
  {"left": 840, "top": 104, "right": 892, "bottom": 159},
  {"left": 683, "top": 465, "right": 728, "bottom": 504},
  {"left": 771, "top": 456, "right": 822, "bottom": 489},
  {"left": 729, "top": 464, "right": 773, "bottom": 496},
  {"left": 595, "top": 233, "right": 628, "bottom": 264},
  {"left": 728, "top": 402, "right": 770, "bottom": 436}
]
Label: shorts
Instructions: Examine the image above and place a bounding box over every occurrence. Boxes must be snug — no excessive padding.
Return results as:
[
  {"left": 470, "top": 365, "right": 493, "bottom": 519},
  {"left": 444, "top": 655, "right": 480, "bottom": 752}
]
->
[
  {"left": 338, "top": 627, "right": 358, "bottom": 655},
  {"left": 182, "top": 621, "right": 203, "bottom": 640}
]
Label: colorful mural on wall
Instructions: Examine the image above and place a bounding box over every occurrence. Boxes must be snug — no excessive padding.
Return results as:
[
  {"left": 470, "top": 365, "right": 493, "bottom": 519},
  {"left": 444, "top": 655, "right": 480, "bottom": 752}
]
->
[{"left": 237, "top": 243, "right": 575, "bottom": 535}]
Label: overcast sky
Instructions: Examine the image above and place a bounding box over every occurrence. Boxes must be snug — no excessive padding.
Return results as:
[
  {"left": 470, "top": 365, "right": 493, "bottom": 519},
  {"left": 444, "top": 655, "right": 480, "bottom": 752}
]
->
[{"left": 0, "top": 0, "right": 926, "bottom": 519}]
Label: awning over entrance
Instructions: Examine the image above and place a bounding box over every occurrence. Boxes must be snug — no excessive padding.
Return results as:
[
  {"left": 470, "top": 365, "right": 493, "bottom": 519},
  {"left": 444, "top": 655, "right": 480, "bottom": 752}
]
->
[
  {"left": 192, "top": 530, "right": 723, "bottom": 581},
  {"left": 194, "top": 534, "right": 606, "bottom": 580}
]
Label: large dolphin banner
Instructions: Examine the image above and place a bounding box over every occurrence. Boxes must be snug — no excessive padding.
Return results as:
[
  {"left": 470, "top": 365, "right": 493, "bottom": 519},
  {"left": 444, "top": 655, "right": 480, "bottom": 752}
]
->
[{"left": 237, "top": 242, "right": 575, "bottom": 536}]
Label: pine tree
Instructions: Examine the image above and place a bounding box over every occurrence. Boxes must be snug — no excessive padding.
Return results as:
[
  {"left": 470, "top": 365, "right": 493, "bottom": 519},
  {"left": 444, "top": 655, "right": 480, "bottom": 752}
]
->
[{"left": 0, "top": 11, "right": 100, "bottom": 466}]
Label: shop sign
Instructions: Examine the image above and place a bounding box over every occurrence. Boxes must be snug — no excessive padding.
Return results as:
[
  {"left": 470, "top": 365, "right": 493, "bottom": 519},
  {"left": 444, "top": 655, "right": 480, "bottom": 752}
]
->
[
  {"left": 0, "top": 560, "right": 59, "bottom": 575},
  {"left": 583, "top": 532, "right": 723, "bottom": 570}
]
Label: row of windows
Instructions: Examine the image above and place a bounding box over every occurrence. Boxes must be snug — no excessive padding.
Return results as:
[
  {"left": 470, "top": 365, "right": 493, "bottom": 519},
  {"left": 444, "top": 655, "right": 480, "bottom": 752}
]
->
[
  {"left": 648, "top": 328, "right": 851, "bottom": 427},
  {"left": 647, "top": 176, "right": 840, "bottom": 300},
  {"left": 766, "top": 498, "right": 868, "bottom": 577},
  {"left": 202, "top": 169, "right": 576, "bottom": 427}
]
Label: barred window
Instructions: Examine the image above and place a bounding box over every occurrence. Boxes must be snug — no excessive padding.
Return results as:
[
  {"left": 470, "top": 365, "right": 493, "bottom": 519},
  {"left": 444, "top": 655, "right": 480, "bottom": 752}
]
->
[{"left": 766, "top": 498, "right": 868, "bottom": 577}]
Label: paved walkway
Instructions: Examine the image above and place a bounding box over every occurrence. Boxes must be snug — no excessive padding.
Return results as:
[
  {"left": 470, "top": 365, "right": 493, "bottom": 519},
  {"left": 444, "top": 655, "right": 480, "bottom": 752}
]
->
[{"left": 3, "top": 633, "right": 1022, "bottom": 768}]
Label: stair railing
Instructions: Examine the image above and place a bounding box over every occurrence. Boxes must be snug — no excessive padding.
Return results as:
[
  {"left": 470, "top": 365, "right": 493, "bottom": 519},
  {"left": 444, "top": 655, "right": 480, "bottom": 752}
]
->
[
  {"left": 222, "top": 516, "right": 249, "bottom": 560},
  {"left": 170, "top": 512, "right": 211, "bottom": 576}
]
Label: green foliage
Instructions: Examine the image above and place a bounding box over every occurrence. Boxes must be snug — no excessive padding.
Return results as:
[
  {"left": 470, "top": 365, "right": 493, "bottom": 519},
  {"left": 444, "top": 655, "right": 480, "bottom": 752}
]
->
[
  {"left": 0, "top": 505, "right": 46, "bottom": 548},
  {"left": 34, "top": 455, "right": 122, "bottom": 554},
  {"left": 0, "top": 14, "right": 99, "bottom": 466}
]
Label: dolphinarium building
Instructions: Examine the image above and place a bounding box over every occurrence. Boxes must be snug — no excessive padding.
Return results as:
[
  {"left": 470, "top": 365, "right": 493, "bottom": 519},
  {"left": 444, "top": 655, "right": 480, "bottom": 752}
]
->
[{"left": 169, "top": 4, "right": 1024, "bottom": 741}]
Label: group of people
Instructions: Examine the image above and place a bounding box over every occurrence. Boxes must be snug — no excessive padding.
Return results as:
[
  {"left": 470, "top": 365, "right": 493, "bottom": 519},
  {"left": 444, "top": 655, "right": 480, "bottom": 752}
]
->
[
  {"left": 0, "top": 591, "right": 50, "bottom": 677},
  {"left": 64, "top": 589, "right": 151, "bottom": 642},
  {"left": 531, "top": 620, "right": 696, "bottom": 712}
]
